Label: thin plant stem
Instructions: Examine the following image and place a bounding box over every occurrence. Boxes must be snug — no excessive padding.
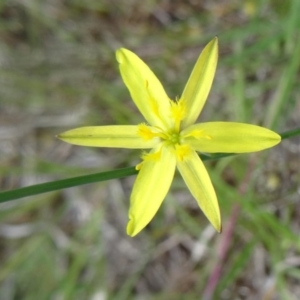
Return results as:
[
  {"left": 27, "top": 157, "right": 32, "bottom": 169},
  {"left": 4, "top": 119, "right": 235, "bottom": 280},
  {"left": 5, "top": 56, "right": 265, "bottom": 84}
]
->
[
  {"left": 280, "top": 127, "right": 300, "bottom": 140},
  {"left": 0, "top": 127, "right": 299, "bottom": 203}
]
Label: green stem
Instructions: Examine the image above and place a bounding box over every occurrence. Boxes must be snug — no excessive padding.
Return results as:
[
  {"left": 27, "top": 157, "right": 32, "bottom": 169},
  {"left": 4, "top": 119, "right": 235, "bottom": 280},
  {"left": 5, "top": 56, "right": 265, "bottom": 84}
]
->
[
  {"left": 280, "top": 127, "right": 300, "bottom": 140},
  {"left": 0, "top": 127, "right": 299, "bottom": 203},
  {"left": 0, "top": 167, "right": 138, "bottom": 203}
]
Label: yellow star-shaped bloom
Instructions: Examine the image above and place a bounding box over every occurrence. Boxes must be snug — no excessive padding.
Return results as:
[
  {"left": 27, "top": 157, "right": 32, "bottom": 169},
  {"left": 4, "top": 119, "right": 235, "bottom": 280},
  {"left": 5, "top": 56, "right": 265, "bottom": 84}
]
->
[{"left": 58, "top": 38, "right": 281, "bottom": 237}]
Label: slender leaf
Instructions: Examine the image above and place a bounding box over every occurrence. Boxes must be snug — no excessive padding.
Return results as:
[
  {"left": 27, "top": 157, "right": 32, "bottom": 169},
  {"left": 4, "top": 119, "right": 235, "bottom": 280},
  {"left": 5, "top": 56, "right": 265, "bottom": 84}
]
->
[{"left": 0, "top": 128, "right": 298, "bottom": 204}]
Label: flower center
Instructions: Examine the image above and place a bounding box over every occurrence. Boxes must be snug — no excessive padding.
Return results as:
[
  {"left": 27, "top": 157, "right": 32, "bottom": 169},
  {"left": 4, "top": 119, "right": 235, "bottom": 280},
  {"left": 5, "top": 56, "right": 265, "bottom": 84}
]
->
[
  {"left": 137, "top": 124, "right": 182, "bottom": 146},
  {"left": 168, "top": 132, "right": 180, "bottom": 145}
]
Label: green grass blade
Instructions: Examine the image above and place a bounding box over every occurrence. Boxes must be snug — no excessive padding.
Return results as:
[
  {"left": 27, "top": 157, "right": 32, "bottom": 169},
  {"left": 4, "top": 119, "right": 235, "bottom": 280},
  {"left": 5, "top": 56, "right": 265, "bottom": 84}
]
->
[
  {"left": 280, "top": 127, "right": 300, "bottom": 139},
  {"left": 0, "top": 127, "right": 299, "bottom": 204},
  {"left": 264, "top": 37, "right": 300, "bottom": 129},
  {"left": 0, "top": 167, "right": 138, "bottom": 203},
  {"left": 0, "top": 153, "right": 234, "bottom": 203}
]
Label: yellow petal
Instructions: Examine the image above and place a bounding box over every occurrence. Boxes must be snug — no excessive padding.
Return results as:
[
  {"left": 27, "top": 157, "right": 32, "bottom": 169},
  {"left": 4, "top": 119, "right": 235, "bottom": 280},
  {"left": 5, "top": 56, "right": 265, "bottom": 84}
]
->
[
  {"left": 58, "top": 125, "right": 159, "bottom": 149},
  {"left": 181, "top": 38, "right": 218, "bottom": 128},
  {"left": 116, "top": 48, "right": 171, "bottom": 129},
  {"left": 127, "top": 146, "right": 176, "bottom": 236},
  {"left": 182, "top": 122, "right": 281, "bottom": 153},
  {"left": 177, "top": 149, "right": 221, "bottom": 232}
]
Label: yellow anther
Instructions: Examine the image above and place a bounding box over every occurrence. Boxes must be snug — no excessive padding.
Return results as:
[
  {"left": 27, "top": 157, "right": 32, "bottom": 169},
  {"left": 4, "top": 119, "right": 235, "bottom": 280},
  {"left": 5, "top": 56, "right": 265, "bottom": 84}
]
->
[
  {"left": 142, "top": 150, "right": 161, "bottom": 162},
  {"left": 137, "top": 123, "right": 156, "bottom": 141},
  {"left": 136, "top": 149, "right": 160, "bottom": 170},
  {"left": 137, "top": 124, "right": 167, "bottom": 142},
  {"left": 170, "top": 99, "right": 186, "bottom": 123},
  {"left": 169, "top": 99, "right": 186, "bottom": 131},
  {"left": 135, "top": 161, "right": 143, "bottom": 170},
  {"left": 184, "top": 129, "right": 211, "bottom": 140},
  {"left": 175, "top": 144, "right": 191, "bottom": 162}
]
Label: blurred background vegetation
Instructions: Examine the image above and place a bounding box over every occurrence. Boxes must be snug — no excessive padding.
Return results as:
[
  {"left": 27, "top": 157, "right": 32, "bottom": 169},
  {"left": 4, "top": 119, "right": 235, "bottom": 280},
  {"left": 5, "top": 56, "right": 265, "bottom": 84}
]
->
[{"left": 0, "top": 0, "right": 300, "bottom": 299}]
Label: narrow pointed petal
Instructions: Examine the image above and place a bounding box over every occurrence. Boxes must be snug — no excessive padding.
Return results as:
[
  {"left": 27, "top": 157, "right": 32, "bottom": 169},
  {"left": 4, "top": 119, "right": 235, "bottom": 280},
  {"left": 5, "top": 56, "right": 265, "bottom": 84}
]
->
[
  {"left": 181, "top": 38, "right": 218, "bottom": 128},
  {"left": 177, "top": 150, "right": 221, "bottom": 232},
  {"left": 127, "top": 146, "right": 176, "bottom": 236},
  {"left": 116, "top": 48, "right": 171, "bottom": 129},
  {"left": 182, "top": 122, "right": 281, "bottom": 153},
  {"left": 58, "top": 125, "right": 159, "bottom": 149}
]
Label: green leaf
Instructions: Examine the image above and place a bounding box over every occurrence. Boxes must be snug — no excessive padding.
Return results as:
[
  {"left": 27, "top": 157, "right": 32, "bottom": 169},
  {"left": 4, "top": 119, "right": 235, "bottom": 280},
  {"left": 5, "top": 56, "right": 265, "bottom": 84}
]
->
[
  {"left": 0, "top": 127, "right": 298, "bottom": 204},
  {"left": 0, "top": 167, "right": 138, "bottom": 203}
]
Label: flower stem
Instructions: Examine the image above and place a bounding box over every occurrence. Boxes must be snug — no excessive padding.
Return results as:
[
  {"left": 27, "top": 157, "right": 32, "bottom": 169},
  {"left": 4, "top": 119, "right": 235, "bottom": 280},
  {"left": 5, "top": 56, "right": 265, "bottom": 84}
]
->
[
  {"left": 0, "top": 167, "right": 138, "bottom": 203},
  {"left": 0, "top": 127, "right": 299, "bottom": 203},
  {"left": 280, "top": 127, "right": 300, "bottom": 140}
]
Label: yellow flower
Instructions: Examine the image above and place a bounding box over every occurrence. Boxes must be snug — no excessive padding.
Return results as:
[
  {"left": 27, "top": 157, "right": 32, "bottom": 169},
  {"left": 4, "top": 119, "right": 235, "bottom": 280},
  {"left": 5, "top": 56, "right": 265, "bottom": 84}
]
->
[{"left": 58, "top": 38, "right": 281, "bottom": 237}]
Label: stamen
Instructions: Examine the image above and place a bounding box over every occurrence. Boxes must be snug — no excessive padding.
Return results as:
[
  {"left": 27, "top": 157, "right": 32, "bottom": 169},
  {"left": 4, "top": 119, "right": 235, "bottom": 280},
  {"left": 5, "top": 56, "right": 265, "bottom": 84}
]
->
[
  {"left": 137, "top": 123, "right": 167, "bottom": 141},
  {"left": 175, "top": 144, "right": 191, "bottom": 161},
  {"left": 137, "top": 123, "right": 156, "bottom": 141},
  {"left": 184, "top": 129, "right": 212, "bottom": 140},
  {"left": 170, "top": 99, "right": 186, "bottom": 130},
  {"left": 135, "top": 147, "right": 163, "bottom": 170},
  {"left": 135, "top": 162, "right": 143, "bottom": 171},
  {"left": 170, "top": 99, "right": 186, "bottom": 122},
  {"left": 142, "top": 150, "right": 161, "bottom": 162}
]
